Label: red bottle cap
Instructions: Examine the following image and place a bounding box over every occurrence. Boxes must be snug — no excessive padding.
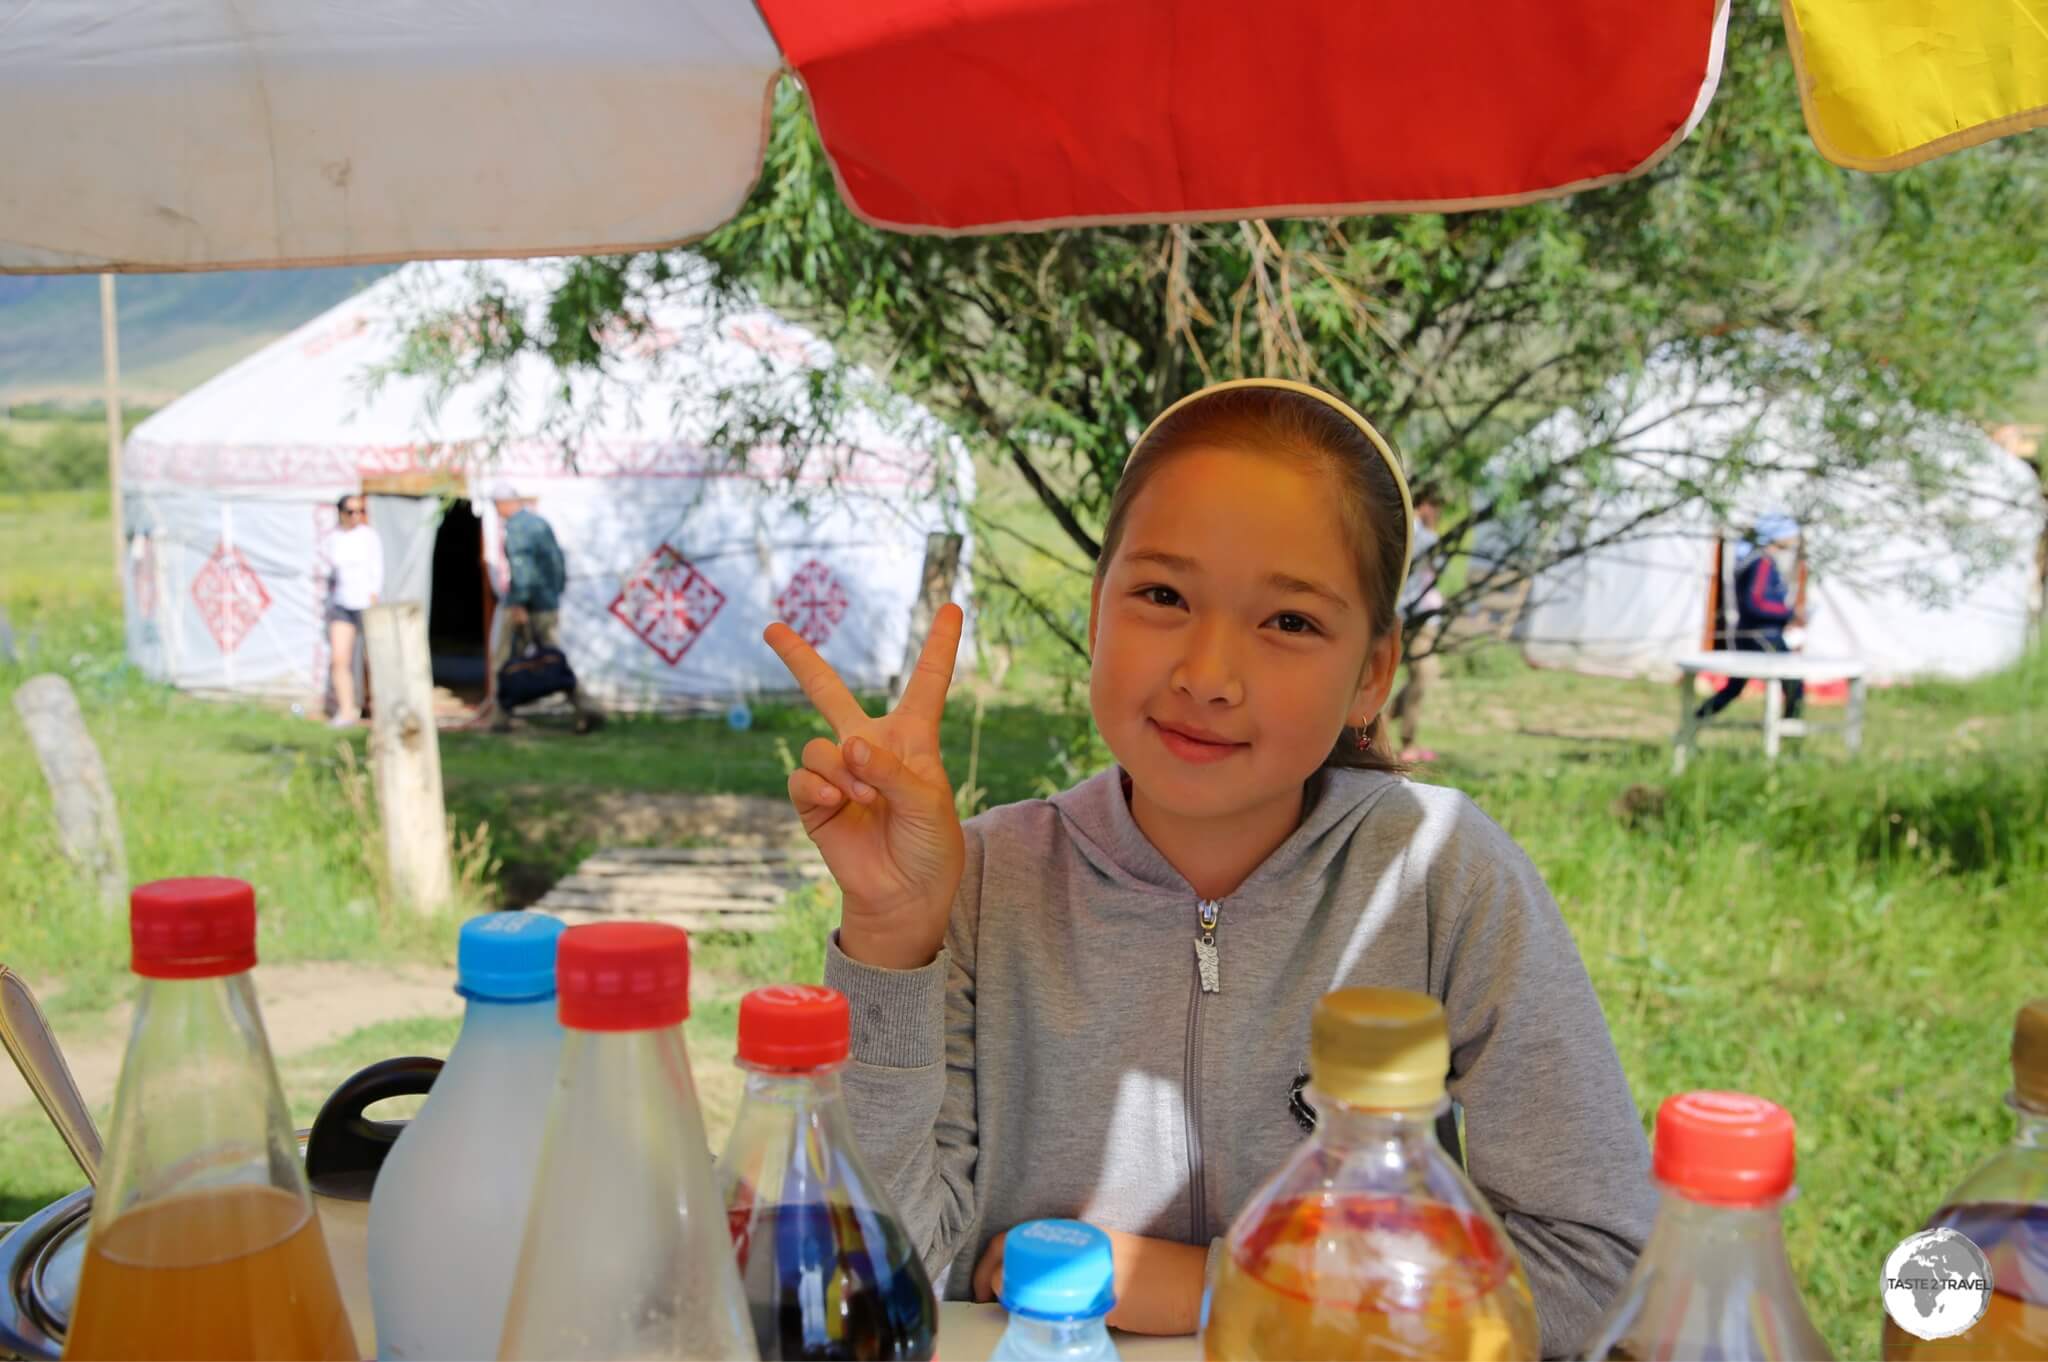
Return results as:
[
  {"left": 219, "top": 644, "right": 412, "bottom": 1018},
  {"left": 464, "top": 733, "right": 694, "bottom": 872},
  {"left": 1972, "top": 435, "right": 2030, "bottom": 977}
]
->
[
  {"left": 737, "top": 985, "right": 849, "bottom": 1069},
  {"left": 130, "top": 877, "right": 257, "bottom": 980},
  {"left": 556, "top": 922, "right": 690, "bottom": 1032},
  {"left": 1653, "top": 1090, "right": 1796, "bottom": 1206}
]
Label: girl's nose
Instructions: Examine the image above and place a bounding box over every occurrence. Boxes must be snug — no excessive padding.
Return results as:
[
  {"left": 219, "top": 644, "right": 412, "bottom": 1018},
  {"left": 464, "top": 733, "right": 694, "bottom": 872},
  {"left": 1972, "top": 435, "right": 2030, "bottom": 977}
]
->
[{"left": 1170, "top": 618, "right": 1245, "bottom": 706}]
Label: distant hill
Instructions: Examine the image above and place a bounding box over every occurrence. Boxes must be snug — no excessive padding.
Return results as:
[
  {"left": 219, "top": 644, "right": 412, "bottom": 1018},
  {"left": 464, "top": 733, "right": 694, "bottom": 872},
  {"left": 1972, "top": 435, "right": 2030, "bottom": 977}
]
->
[{"left": 0, "top": 267, "right": 394, "bottom": 404}]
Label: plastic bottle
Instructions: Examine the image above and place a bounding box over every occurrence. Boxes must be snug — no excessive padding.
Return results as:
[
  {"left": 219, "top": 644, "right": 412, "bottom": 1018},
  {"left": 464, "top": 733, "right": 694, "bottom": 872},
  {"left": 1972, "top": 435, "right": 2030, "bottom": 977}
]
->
[
  {"left": 1882, "top": 997, "right": 2048, "bottom": 1360},
  {"left": 64, "top": 877, "right": 357, "bottom": 1361},
  {"left": 1202, "top": 987, "right": 1538, "bottom": 1361},
  {"left": 717, "top": 984, "right": 939, "bottom": 1360},
  {"left": 368, "top": 910, "right": 567, "bottom": 1360},
  {"left": 991, "top": 1219, "right": 1120, "bottom": 1362},
  {"left": 497, "top": 921, "right": 756, "bottom": 1360},
  {"left": 1578, "top": 1091, "right": 1831, "bottom": 1360}
]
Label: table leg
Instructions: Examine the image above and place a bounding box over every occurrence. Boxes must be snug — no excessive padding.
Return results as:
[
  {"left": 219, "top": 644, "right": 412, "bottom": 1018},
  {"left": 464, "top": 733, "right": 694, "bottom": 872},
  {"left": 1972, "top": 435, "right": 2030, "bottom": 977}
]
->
[
  {"left": 1673, "top": 671, "right": 1698, "bottom": 774},
  {"left": 1763, "top": 679, "right": 1783, "bottom": 761},
  {"left": 1846, "top": 677, "right": 1866, "bottom": 755}
]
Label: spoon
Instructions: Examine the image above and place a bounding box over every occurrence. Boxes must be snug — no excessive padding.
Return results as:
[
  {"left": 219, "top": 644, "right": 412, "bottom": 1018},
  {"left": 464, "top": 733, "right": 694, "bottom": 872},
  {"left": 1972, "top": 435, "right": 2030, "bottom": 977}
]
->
[{"left": 0, "top": 965, "right": 103, "bottom": 1185}]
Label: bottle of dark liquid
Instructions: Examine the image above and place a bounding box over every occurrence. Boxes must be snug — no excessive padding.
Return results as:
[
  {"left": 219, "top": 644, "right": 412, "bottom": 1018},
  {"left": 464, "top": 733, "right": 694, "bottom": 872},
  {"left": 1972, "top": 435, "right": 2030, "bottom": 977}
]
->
[
  {"left": 1578, "top": 1091, "right": 1832, "bottom": 1361},
  {"left": 1881, "top": 997, "right": 2048, "bottom": 1360},
  {"left": 717, "top": 985, "right": 938, "bottom": 1361}
]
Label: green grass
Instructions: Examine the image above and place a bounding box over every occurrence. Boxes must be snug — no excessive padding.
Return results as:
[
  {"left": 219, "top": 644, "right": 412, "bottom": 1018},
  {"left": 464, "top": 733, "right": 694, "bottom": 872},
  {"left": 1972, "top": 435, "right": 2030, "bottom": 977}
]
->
[{"left": 4, "top": 488, "right": 2045, "bottom": 1354}]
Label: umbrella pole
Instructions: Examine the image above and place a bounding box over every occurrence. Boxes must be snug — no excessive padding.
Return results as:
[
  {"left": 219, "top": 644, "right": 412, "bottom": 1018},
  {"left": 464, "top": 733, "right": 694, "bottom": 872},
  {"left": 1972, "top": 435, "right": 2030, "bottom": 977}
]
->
[{"left": 99, "top": 273, "right": 122, "bottom": 582}]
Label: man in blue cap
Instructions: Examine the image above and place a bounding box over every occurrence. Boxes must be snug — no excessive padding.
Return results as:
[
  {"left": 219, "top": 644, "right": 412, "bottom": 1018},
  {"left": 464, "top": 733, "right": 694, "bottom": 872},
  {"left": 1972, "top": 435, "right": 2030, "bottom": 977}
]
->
[{"left": 1697, "top": 511, "right": 1805, "bottom": 721}]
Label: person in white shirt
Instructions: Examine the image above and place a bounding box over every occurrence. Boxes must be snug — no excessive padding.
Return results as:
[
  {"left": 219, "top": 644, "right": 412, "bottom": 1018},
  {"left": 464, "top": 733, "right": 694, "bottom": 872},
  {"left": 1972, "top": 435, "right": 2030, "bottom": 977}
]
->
[{"left": 327, "top": 493, "right": 384, "bottom": 726}]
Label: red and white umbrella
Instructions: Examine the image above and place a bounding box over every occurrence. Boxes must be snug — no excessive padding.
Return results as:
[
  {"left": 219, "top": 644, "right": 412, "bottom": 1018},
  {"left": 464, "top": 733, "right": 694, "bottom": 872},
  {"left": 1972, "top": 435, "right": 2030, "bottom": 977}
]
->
[{"left": 0, "top": 0, "right": 2038, "bottom": 274}]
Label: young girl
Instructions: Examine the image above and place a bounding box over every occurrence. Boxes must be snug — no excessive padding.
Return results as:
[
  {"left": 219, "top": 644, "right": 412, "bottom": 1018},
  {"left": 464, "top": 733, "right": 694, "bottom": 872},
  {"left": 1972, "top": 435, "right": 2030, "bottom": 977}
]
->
[{"left": 763, "top": 379, "right": 1654, "bottom": 1356}]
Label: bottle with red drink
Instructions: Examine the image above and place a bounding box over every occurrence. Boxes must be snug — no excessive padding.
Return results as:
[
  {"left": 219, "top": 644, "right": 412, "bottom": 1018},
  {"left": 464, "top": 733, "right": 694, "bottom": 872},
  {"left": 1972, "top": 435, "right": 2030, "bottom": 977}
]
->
[{"left": 716, "top": 984, "right": 938, "bottom": 1361}]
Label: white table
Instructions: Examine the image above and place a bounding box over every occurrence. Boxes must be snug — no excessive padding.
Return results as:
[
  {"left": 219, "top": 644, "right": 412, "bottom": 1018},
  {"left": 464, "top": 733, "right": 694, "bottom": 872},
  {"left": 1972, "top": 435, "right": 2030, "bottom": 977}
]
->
[
  {"left": 1671, "top": 650, "right": 1868, "bottom": 772},
  {"left": 938, "top": 1301, "right": 1197, "bottom": 1360}
]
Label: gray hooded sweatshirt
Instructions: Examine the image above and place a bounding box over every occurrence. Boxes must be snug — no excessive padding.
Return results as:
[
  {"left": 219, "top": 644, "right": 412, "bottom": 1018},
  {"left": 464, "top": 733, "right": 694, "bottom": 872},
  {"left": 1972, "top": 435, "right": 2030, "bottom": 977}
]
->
[{"left": 823, "top": 764, "right": 1655, "bottom": 1358}]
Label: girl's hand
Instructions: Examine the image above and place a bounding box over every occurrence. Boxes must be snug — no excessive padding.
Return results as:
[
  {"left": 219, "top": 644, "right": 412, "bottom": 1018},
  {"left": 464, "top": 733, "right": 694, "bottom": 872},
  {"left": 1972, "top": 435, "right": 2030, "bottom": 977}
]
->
[
  {"left": 763, "top": 603, "right": 966, "bottom": 971},
  {"left": 972, "top": 1224, "right": 1210, "bottom": 1336}
]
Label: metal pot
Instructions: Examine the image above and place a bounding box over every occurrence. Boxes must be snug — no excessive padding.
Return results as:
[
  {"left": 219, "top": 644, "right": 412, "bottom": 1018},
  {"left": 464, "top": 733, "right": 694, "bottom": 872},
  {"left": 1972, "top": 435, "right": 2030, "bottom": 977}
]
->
[{"left": 0, "top": 1057, "right": 439, "bottom": 1361}]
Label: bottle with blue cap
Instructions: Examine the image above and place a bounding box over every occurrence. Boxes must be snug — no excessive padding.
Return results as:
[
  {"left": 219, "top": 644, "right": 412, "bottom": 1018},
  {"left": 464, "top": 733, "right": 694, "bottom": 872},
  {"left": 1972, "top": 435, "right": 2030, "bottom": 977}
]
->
[
  {"left": 991, "top": 1219, "right": 1121, "bottom": 1362},
  {"left": 366, "top": 910, "right": 567, "bottom": 1360}
]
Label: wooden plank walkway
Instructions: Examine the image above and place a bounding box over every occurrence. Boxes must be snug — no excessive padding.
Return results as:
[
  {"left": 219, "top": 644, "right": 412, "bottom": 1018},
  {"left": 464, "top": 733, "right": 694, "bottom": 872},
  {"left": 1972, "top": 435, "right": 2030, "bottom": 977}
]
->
[{"left": 534, "top": 846, "right": 827, "bottom": 933}]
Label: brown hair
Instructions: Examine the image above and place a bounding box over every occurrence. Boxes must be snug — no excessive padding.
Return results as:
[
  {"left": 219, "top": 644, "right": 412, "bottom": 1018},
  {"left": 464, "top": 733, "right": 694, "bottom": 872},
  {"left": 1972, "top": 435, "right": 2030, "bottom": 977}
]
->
[{"left": 1093, "top": 386, "right": 1409, "bottom": 774}]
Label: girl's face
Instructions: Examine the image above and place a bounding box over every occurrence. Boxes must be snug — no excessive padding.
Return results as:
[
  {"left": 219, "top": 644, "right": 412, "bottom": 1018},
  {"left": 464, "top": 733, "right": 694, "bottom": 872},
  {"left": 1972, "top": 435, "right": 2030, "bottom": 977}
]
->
[{"left": 1088, "top": 447, "right": 1398, "bottom": 824}]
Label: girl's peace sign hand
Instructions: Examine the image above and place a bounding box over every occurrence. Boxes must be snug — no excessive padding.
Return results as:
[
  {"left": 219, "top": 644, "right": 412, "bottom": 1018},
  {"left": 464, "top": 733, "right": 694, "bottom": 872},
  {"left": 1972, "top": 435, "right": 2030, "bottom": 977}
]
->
[{"left": 763, "top": 603, "right": 966, "bottom": 971}]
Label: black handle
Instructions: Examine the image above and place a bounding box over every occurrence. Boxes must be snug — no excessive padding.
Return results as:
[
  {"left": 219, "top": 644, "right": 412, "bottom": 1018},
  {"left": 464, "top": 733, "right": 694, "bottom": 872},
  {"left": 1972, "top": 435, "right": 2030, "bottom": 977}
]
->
[{"left": 304, "top": 1055, "right": 443, "bottom": 1201}]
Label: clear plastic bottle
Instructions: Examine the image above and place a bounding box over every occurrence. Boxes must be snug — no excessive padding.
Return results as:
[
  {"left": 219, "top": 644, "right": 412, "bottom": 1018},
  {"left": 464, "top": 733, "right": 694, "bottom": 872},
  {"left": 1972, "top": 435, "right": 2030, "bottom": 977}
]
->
[
  {"left": 497, "top": 921, "right": 756, "bottom": 1360},
  {"left": 1203, "top": 987, "right": 1538, "bottom": 1361},
  {"left": 717, "top": 984, "right": 938, "bottom": 1360},
  {"left": 1579, "top": 1091, "right": 1832, "bottom": 1361},
  {"left": 991, "top": 1219, "right": 1120, "bottom": 1362},
  {"left": 369, "top": 910, "right": 567, "bottom": 1360},
  {"left": 64, "top": 877, "right": 357, "bottom": 1361},
  {"left": 1882, "top": 997, "right": 2048, "bottom": 1360}
]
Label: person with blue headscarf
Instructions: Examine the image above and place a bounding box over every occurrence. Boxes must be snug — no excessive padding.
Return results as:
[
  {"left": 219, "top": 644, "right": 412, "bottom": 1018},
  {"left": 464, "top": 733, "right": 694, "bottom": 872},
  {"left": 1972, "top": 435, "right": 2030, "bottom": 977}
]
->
[{"left": 1697, "top": 512, "right": 1805, "bottom": 721}]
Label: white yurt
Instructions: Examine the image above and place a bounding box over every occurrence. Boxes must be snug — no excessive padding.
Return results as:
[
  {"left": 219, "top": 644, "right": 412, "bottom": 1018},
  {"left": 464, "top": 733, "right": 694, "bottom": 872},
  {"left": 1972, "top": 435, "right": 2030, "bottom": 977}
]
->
[
  {"left": 1467, "top": 357, "right": 2043, "bottom": 685},
  {"left": 118, "top": 260, "right": 975, "bottom": 711}
]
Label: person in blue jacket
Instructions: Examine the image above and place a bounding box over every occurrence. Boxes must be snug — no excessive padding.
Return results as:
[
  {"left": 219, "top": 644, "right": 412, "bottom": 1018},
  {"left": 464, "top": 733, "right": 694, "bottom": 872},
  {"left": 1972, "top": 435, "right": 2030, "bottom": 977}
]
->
[{"left": 1697, "top": 512, "right": 1805, "bottom": 721}]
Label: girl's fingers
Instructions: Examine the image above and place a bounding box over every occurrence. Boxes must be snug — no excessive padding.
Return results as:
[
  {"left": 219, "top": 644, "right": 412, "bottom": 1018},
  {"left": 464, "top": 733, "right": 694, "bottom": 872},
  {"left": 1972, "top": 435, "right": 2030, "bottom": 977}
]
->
[
  {"left": 787, "top": 767, "right": 848, "bottom": 828},
  {"left": 842, "top": 735, "right": 931, "bottom": 808},
  {"left": 802, "top": 736, "right": 876, "bottom": 805},
  {"left": 893, "top": 602, "right": 964, "bottom": 733},
  {"left": 971, "top": 1232, "right": 1005, "bottom": 1303},
  {"left": 764, "top": 622, "right": 869, "bottom": 736}
]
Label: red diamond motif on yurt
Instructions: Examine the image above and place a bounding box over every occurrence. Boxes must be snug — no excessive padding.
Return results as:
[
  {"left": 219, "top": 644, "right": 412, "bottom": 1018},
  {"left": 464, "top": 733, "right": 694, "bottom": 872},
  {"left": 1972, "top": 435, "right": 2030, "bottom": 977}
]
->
[
  {"left": 190, "top": 542, "right": 271, "bottom": 654},
  {"left": 775, "top": 560, "right": 851, "bottom": 648},
  {"left": 609, "top": 544, "right": 726, "bottom": 665}
]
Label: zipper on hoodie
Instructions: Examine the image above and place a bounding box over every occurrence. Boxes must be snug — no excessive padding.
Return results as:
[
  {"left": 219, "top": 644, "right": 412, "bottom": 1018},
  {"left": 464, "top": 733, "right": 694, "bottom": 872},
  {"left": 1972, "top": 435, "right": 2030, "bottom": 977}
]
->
[{"left": 1185, "top": 897, "right": 1222, "bottom": 1243}]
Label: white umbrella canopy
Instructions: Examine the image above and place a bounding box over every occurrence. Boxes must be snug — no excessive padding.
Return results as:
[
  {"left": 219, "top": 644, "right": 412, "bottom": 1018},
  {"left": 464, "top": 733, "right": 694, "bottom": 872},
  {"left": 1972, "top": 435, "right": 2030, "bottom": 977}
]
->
[{"left": 1, "top": 0, "right": 782, "bottom": 272}]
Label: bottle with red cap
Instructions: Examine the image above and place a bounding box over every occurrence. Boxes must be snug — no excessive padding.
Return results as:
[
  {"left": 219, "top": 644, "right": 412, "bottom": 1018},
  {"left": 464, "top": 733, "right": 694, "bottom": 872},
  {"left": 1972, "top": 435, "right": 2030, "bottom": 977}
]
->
[
  {"left": 497, "top": 922, "right": 756, "bottom": 1360},
  {"left": 715, "top": 984, "right": 939, "bottom": 1360},
  {"left": 1578, "top": 1091, "right": 1832, "bottom": 1360},
  {"left": 64, "top": 877, "right": 357, "bottom": 1361}
]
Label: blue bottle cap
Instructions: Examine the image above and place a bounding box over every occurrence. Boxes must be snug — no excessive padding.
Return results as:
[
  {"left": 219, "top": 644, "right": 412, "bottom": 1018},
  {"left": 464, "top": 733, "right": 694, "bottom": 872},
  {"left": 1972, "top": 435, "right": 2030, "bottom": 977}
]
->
[
  {"left": 998, "top": 1219, "right": 1116, "bottom": 1322},
  {"left": 457, "top": 911, "right": 566, "bottom": 1002}
]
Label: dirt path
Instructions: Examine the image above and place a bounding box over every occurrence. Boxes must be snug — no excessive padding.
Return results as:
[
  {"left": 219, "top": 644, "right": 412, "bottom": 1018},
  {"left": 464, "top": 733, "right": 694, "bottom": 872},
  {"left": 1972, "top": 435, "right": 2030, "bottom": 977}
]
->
[{"left": 0, "top": 961, "right": 467, "bottom": 1117}]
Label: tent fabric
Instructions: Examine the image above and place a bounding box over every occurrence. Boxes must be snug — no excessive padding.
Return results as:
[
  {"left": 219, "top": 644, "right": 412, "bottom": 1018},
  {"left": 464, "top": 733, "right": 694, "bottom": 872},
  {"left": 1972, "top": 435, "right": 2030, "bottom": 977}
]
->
[
  {"left": 1781, "top": 0, "right": 2048, "bottom": 171},
  {"left": 1472, "top": 360, "right": 2044, "bottom": 686},
  {"left": 1, "top": 0, "right": 1727, "bottom": 271},
  {"left": 757, "top": 0, "right": 1730, "bottom": 232},
  {"left": 120, "top": 261, "right": 976, "bottom": 710},
  {"left": 0, "top": 0, "right": 783, "bottom": 273}
]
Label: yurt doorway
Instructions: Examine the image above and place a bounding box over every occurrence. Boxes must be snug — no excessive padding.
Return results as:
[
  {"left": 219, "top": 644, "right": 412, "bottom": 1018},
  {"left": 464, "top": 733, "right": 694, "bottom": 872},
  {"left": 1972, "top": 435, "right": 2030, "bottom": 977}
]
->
[{"left": 429, "top": 499, "right": 489, "bottom": 697}]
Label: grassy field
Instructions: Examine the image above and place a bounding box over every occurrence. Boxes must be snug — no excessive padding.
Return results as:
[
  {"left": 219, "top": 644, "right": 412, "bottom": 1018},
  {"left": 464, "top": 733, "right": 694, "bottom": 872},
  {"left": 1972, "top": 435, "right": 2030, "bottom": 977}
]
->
[{"left": 3, "top": 486, "right": 2045, "bottom": 1354}]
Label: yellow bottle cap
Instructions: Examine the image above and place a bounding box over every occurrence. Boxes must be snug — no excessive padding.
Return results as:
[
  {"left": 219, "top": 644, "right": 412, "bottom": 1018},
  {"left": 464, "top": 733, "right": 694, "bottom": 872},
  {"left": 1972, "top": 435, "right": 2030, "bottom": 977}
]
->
[
  {"left": 1310, "top": 987, "right": 1450, "bottom": 1110},
  {"left": 2014, "top": 997, "right": 2048, "bottom": 1112}
]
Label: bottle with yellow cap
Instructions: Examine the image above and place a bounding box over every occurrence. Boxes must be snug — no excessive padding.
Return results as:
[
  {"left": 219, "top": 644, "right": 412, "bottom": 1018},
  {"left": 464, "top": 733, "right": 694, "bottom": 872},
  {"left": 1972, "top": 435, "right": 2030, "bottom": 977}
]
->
[
  {"left": 1201, "top": 988, "right": 1539, "bottom": 1361},
  {"left": 1881, "top": 997, "right": 2048, "bottom": 1360}
]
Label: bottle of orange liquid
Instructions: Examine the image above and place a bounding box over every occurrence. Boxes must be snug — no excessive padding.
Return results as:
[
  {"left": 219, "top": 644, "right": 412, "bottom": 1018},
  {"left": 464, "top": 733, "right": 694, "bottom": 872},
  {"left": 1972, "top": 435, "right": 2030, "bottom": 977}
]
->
[
  {"left": 1881, "top": 997, "right": 2048, "bottom": 1361},
  {"left": 64, "top": 877, "right": 356, "bottom": 1362},
  {"left": 1202, "top": 987, "right": 1540, "bottom": 1361}
]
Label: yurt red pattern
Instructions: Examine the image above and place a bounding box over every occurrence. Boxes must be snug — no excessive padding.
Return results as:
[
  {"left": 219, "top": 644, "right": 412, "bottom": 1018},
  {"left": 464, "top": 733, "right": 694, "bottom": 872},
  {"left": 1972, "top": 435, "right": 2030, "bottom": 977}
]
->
[
  {"left": 609, "top": 543, "right": 727, "bottom": 666},
  {"left": 190, "top": 542, "right": 271, "bottom": 655},
  {"left": 774, "top": 560, "right": 850, "bottom": 648}
]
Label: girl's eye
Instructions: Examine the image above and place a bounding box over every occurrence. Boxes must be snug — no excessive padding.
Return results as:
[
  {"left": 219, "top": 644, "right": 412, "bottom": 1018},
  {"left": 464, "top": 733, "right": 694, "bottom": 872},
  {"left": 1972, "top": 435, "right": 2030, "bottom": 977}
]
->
[
  {"left": 1270, "top": 612, "right": 1321, "bottom": 636},
  {"left": 1138, "top": 586, "right": 1183, "bottom": 608}
]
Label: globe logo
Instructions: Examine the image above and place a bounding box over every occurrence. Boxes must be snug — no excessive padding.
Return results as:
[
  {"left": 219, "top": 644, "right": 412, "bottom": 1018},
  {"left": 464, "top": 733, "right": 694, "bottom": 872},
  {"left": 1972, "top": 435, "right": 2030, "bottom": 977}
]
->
[{"left": 1881, "top": 1228, "right": 1993, "bottom": 1341}]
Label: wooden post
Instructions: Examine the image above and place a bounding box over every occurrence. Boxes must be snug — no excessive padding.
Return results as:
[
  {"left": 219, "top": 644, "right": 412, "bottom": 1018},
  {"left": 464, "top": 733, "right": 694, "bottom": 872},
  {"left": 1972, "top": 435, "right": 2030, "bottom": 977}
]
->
[
  {"left": 362, "top": 602, "right": 453, "bottom": 913},
  {"left": 889, "top": 532, "right": 964, "bottom": 708},
  {"left": 12, "top": 675, "right": 127, "bottom": 911},
  {"left": 100, "top": 274, "right": 123, "bottom": 581}
]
